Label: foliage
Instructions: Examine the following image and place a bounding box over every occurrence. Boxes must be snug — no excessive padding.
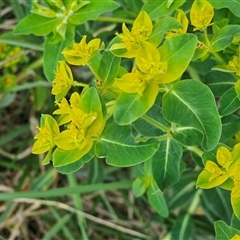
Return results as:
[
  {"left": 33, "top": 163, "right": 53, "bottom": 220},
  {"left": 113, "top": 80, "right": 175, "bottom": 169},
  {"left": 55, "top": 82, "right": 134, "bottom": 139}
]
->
[{"left": 1, "top": 0, "right": 240, "bottom": 239}]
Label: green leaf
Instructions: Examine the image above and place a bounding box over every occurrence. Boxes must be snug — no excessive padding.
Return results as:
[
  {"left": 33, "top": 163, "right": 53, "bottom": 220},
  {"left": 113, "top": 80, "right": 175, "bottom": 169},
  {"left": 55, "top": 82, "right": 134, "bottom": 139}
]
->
[
  {"left": 147, "top": 181, "right": 169, "bottom": 217},
  {"left": 43, "top": 214, "right": 73, "bottom": 240},
  {"left": 149, "top": 17, "right": 182, "bottom": 46},
  {"left": 220, "top": 115, "right": 240, "bottom": 143},
  {"left": 53, "top": 144, "right": 92, "bottom": 167},
  {"left": 152, "top": 138, "right": 182, "bottom": 190},
  {"left": 202, "top": 188, "right": 232, "bottom": 223},
  {"left": 7, "top": 81, "right": 51, "bottom": 92},
  {"left": 158, "top": 34, "right": 197, "bottom": 83},
  {"left": 162, "top": 80, "right": 221, "bottom": 151},
  {"left": 55, "top": 148, "right": 95, "bottom": 174},
  {"left": 214, "top": 220, "right": 240, "bottom": 240},
  {"left": 43, "top": 25, "right": 74, "bottom": 81},
  {"left": 173, "top": 126, "right": 203, "bottom": 146},
  {"left": 171, "top": 213, "right": 194, "bottom": 240},
  {"left": 231, "top": 214, "right": 240, "bottom": 229},
  {"left": 208, "top": 0, "right": 240, "bottom": 17},
  {"left": 114, "top": 81, "right": 159, "bottom": 125},
  {"left": 99, "top": 121, "right": 159, "bottom": 167},
  {"left": 13, "top": 14, "right": 61, "bottom": 36},
  {"left": 204, "top": 71, "right": 235, "bottom": 97},
  {"left": 0, "top": 93, "right": 16, "bottom": 108},
  {"left": 165, "top": 172, "right": 196, "bottom": 211},
  {"left": 97, "top": 51, "right": 121, "bottom": 87},
  {"left": 88, "top": 157, "right": 103, "bottom": 184},
  {"left": 211, "top": 25, "right": 240, "bottom": 52},
  {"left": 70, "top": 0, "right": 119, "bottom": 25},
  {"left": 132, "top": 177, "right": 148, "bottom": 197},
  {"left": 219, "top": 87, "right": 240, "bottom": 116},
  {"left": 142, "top": 0, "right": 185, "bottom": 20},
  {"left": 0, "top": 31, "right": 43, "bottom": 51}
]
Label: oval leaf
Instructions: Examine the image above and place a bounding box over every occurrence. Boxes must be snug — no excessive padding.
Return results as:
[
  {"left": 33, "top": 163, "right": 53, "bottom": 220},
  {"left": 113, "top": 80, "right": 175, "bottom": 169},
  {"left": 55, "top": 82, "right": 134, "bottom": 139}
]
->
[
  {"left": 99, "top": 121, "right": 159, "bottom": 167},
  {"left": 147, "top": 181, "right": 169, "bottom": 217},
  {"left": 211, "top": 25, "right": 240, "bottom": 52},
  {"left": 158, "top": 34, "right": 197, "bottom": 83},
  {"left": 152, "top": 138, "right": 182, "bottom": 190},
  {"left": 162, "top": 80, "right": 221, "bottom": 150},
  {"left": 114, "top": 81, "right": 159, "bottom": 125},
  {"left": 219, "top": 87, "right": 240, "bottom": 116}
]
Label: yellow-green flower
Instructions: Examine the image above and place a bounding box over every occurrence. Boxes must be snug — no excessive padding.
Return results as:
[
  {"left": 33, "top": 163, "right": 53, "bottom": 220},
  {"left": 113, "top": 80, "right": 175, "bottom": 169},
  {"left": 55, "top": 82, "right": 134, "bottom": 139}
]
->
[
  {"left": 166, "top": 9, "right": 189, "bottom": 38},
  {"left": 51, "top": 60, "right": 74, "bottom": 102},
  {"left": 196, "top": 160, "right": 229, "bottom": 189},
  {"left": 227, "top": 55, "right": 240, "bottom": 76},
  {"left": 54, "top": 122, "right": 92, "bottom": 151},
  {"left": 110, "top": 11, "right": 152, "bottom": 58},
  {"left": 70, "top": 107, "right": 98, "bottom": 136},
  {"left": 31, "top": 0, "right": 88, "bottom": 40},
  {"left": 1, "top": 74, "right": 16, "bottom": 91},
  {"left": 62, "top": 35, "right": 102, "bottom": 66},
  {"left": 53, "top": 97, "right": 72, "bottom": 125},
  {"left": 136, "top": 41, "right": 168, "bottom": 81},
  {"left": 196, "top": 146, "right": 233, "bottom": 189},
  {"left": 190, "top": 0, "right": 214, "bottom": 31},
  {"left": 32, "top": 114, "right": 60, "bottom": 154},
  {"left": 217, "top": 146, "right": 233, "bottom": 170},
  {"left": 115, "top": 69, "right": 148, "bottom": 96}
]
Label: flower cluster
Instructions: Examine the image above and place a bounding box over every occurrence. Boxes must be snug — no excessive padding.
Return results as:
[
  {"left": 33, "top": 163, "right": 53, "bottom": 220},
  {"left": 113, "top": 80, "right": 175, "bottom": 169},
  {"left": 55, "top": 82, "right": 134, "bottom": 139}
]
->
[
  {"left": 109, "top": 10, "right": 189, "bottom": 97},
  {"left": 190, "top": 0, "right": 214, "bottom": 31},
  {"left": 32, "top": 35, "right": 105, "bottom": 167},
  {"left": 31, "top": 0, "right": 89, "bottom": 43},
  {"left": 196, "top": 144, "right": 240, "bottom": 218}
]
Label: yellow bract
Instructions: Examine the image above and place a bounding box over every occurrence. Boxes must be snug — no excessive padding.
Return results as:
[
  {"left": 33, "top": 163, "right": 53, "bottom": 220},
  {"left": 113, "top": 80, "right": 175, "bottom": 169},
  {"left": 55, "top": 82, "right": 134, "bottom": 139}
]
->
[
  {"left": 54, "top": 122, "right": 92, "bottom": 151},
  {"left": 110, "top": 11, "right": 152, "bottom": 58},
  {"left": 51, "top": 61, "right": 74, "bottom": 102},
  {"left": 115, "top": 69, "right": 148, "bottom": 96},
  {"left": 136, "top": 41, "right": 168, "bottom": 80},
  {"left": 32, "top": 115, "right": 60, "bottom": 154},
  {"left": 227, "top": 54, "right": 240, "bottom": 76},
  {"left": 217, "top": 146, "right": 233, "bottom": 170},
  {"left": 166, "top": 9, "right": 189, "bottom": 38},
  {"left": 62, "top": 35, "right": 102, "bottom": 66},
  {"left": 190, "top": 0, "right": 214, "bottom": 31},
  {"left": 197, "top": 144, "right": 240, "bottom": 219},
  {"left": 231, "top": 234, "right": 240, "bottom": 240}
]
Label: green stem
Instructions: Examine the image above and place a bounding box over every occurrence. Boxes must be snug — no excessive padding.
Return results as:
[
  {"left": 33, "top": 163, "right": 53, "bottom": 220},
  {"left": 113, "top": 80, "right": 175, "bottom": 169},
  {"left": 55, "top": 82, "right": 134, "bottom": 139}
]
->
[
  {"left": 135, "top": 133, "right": 170, "bottom": 142},
  {"left": 211, "top": 51, "right": 226, "bottom": 65},
  {"left": 203, "top": 29, "right": 226, "bottom": 65},
  {"left": 73, "top": 81, "right": 89, "bottom": 88},
  {"left": 96, "top": 16, "right": 134, "bottom": 25},
  {"left": 187, "top": 65, "right": 201, "bottom": 81},
  {"left": 141, "top": 114, "right": 170, "bottom": 133},
  {"left": 188, "top": 189, "right": 202, "bottom": 214},
  {"left": 186, "top": 146, "right": 204, "bottom": 157}
]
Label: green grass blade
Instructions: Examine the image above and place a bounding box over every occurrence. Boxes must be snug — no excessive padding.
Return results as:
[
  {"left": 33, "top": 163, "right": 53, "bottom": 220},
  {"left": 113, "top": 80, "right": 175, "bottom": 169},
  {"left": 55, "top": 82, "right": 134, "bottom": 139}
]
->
[
  {"left": 42, "top": 213, "right": 72, "bottom": 240},
  {"left": 0, "top": 181, "right": 132, "bottom": 200}
]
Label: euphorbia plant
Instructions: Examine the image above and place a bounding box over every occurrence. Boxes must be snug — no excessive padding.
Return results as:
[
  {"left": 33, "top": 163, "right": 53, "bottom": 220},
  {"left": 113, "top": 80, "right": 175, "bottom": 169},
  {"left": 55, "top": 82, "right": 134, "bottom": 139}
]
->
[{"left": 12, "top": 0, "right": 240, "bottom": 238}]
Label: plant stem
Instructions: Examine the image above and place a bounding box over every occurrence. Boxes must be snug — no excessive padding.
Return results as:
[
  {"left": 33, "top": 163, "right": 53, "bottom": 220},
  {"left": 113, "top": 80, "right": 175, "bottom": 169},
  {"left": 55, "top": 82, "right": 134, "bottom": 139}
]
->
[
  {"left": 186, "top": 146, "right": 204, "bottom": 157},
  {"left": 135, "top": 133, "right": 169, "bottom": 142},
  {"left": 73, "top": 81, "right": 89, "bottom": 88},
  {"left": 141, "top": 115, "right": 170, "bottom": 133},
  {"left": 188, "top": 189, "right": 202, "bottom": 214},
  {"left": 203, "top": 28, "right": 226, "bottom": 65}
]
